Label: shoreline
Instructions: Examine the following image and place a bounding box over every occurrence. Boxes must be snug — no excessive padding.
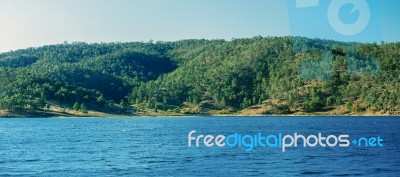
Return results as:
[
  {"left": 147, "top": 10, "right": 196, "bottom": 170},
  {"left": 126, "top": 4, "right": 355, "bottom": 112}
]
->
[
  {"left": 1, "top": 112, "right": 399, "bottom": 118},
  {"left": 1, "top": 106, "right": 398, "bottom": 118}
]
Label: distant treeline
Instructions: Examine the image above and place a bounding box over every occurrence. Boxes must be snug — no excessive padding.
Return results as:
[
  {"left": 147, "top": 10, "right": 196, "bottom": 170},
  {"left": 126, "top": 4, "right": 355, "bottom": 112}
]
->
[{"left": 0, "top": 36, "right": 399, "bottom": 114}]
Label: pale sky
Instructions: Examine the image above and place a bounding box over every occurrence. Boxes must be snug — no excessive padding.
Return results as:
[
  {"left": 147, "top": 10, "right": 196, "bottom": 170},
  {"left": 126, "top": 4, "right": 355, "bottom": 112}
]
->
[{"left": 0, "top": 0, "right": 399, "bottom": 53}]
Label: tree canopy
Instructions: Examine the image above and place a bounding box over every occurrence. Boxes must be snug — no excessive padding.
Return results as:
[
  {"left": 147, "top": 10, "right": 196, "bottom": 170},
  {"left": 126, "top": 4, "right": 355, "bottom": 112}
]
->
[{"left": 0, "top": 37, "right": 398, "bottom": 115}]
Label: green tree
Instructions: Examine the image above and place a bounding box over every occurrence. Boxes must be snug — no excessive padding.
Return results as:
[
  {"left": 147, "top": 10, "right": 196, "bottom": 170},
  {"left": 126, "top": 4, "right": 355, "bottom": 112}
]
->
[
  {"left": 73, "top": 102, "right": 80, "bottom": 111},
  {"left": 80, "top": 103, "right": 88, "bottom": 113}
]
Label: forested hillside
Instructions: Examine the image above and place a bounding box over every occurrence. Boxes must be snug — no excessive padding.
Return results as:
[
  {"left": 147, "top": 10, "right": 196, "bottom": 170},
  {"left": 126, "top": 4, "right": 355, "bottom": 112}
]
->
[{"left": 0, "top": 36, "right": 399, "bottom": 116}]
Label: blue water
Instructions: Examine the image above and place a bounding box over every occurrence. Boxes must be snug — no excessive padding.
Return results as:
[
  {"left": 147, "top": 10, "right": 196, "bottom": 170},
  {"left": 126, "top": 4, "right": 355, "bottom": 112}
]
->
[{"left": 0, "top": 116, "right": 399, "bottom": 176}]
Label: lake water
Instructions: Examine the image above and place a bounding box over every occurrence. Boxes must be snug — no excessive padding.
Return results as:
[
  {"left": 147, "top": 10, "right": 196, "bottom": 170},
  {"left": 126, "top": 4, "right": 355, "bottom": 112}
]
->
[{"left": 0, "top": 116, "right": 399, "bottom": 176}]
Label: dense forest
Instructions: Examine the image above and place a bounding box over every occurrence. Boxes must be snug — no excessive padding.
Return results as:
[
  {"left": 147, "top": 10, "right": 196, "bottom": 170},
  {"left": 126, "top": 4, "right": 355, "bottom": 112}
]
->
[{"left": 0, "top": 36, "right": 399, "bottom": 116}]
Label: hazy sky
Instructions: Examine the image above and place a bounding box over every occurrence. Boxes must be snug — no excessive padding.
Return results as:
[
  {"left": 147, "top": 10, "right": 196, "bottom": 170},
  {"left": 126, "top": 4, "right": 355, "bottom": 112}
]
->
[{"left": 0, "top": 0, "right": 399, "bottom": 52}]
